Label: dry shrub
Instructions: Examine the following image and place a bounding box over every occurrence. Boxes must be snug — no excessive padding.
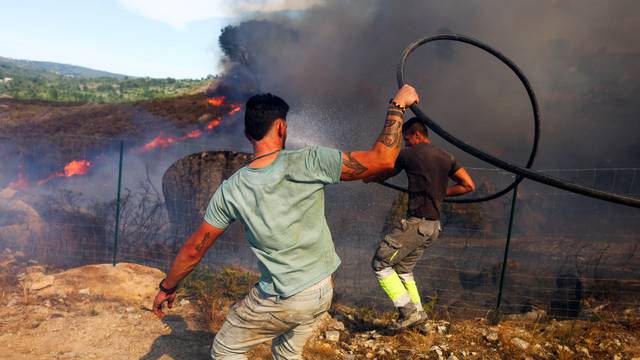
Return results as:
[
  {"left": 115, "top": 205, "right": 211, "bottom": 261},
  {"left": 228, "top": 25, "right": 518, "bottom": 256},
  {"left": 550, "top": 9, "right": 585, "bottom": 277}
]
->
[
  {"left": 557, "top": 349, "right": 575, "bottom": 360},
  {"left": 245, "top": 343, "right": 272, "bottom": 360},
  {"left": 180, "top": 265, "right": 259, "bottom": 330},
  {"left": 395, "top": 329, "right": 437, "bottom": 355},
  {"left": 304, "top": 341, "right": 343, "bottom": 360},
  {"left": 18, "top": 278, "right": 33, "bottom": 306},
  {"left": 330, "top": 302, "right": 396, "bottom": 331}
]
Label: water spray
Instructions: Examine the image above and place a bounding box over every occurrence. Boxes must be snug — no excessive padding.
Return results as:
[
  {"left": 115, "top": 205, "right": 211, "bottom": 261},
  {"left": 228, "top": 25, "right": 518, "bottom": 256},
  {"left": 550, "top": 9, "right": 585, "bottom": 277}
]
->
[{"left": 381, "top": 34, "right": 640, "bottom": 209}]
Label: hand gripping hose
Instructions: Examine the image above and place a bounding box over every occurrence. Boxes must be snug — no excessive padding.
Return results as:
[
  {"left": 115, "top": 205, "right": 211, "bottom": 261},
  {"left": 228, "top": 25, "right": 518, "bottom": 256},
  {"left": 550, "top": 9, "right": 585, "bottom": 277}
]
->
[{"left": 381, "top": 34, "right": 640, "bottom": 209}]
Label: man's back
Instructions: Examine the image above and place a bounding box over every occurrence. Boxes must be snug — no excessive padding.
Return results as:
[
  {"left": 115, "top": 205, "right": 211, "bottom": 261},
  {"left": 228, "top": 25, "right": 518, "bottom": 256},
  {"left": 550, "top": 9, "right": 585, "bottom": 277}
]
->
[
  {"left": 371, "top": 118, "right": 473, "bottom": 331},
  {"left": 204, "top": 146, "right": 342, "bottom": 297},
  {"left": 397, "top": 142, "right": 460, "bottom": 220}
]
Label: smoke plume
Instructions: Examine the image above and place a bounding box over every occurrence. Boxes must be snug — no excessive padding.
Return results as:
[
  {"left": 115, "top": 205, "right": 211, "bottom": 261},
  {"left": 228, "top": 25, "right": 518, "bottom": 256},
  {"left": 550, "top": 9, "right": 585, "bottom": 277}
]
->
[{"left": 216, "top": 0, "right": 640, "bottom": 169}]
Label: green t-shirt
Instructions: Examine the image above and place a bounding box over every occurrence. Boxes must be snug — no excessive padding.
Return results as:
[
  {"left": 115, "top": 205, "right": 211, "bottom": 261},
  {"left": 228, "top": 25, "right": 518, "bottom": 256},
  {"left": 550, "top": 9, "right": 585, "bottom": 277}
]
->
[{"left": 204, "top": 146, "right": 343, "bottom": 297}]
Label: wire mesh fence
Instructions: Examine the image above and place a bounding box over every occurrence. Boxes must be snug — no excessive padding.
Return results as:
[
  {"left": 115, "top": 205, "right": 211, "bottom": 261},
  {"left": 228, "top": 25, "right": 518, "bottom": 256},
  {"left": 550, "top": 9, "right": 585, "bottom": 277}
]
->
[{"left": 0, "top": 135, "right": 638, "bottom": 320}]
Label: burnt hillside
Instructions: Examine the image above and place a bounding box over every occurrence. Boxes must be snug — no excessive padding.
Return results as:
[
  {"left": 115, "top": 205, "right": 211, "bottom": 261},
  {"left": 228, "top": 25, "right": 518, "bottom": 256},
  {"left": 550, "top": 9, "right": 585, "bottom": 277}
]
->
[
  {"left": 0, "top": 88, "right": 247, "bottom": 180},
  {"left": 0, "top": 93, "right": 211, "bottom": 149}
]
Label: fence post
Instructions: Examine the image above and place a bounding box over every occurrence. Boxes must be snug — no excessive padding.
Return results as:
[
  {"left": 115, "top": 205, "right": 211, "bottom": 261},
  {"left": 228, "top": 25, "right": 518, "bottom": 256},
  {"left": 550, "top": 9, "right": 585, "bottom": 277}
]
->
[
  {"left": 112, "top": 140, "right": 124, "bottom": 266},
  {"left": 489, "top": 183, "right": 520, "bottom": 324}
]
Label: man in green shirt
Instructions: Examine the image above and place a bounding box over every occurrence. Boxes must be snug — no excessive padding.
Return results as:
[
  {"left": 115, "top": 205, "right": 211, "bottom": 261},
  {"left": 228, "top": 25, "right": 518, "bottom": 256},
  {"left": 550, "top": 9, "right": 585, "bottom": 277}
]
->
[{"left": 152, "top": 85, "right": 419, "bottom": 359}]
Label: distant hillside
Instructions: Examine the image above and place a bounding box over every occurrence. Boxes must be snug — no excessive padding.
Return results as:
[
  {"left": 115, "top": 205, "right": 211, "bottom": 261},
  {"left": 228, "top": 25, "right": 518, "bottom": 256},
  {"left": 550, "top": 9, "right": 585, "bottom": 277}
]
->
[
  {"left": 0, "top": 56, "right": 213, "bottom": 103},
  {"left": 0, "top": 56, "right": 127, "bottom": 80}
]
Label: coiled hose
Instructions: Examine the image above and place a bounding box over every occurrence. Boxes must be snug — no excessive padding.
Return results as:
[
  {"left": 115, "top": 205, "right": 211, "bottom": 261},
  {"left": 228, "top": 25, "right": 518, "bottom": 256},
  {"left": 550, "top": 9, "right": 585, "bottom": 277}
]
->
[{"left": 381, "top": 34, "right": 640, "bottom": 209}]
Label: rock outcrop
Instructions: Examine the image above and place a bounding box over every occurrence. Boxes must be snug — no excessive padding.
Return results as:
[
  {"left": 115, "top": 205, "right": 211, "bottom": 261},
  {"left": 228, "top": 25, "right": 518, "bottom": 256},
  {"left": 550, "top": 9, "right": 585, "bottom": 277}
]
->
[
  {"left": 34, "top": 262, "right": 164, "bottom": 306},
  {"left": 0, "top": 188, "right": 45, "bottom": 252},
  {"left": 162, "top": 150, "right": 251, "bottom": 245}
]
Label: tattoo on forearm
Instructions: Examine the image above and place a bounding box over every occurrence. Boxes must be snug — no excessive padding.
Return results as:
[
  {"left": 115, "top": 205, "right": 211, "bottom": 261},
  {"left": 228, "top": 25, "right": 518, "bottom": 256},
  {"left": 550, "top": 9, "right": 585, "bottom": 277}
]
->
[
  {"left": 387, "top": 108, "right": 404, "bottom": 117},
  {"left": 195, "top": 232, "right": 211, "bottom": 252},
  {"left": 343, "top": 152, "right": 368, "bottom": 179},
  {"left": 375, "top": 113, "right": 403, "bottom": 148}
]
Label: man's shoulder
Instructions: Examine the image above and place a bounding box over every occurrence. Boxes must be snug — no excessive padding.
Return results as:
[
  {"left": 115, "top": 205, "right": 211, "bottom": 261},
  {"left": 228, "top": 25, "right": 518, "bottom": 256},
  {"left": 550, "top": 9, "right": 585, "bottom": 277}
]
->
[
  {"left": 402, "top": 143, "right": 457, "bottom": 167},
  {"left": 418, "top": 143, "right": 453, "bottom": 158},
  {"left": 219, "top": 168, "right": 246, "bottom": 189},
  {"left": 283, "top": 146, "right": 341, "bottom": 160},
  {"left": 402, "top": 142, "right": 435, "bottom": 157},
  {"left": 280, "top": 146, "right": 312, "bottom": 157},
  {"left": 288, "top": 145, "right": 339, "bottom": 153},
  {"left": 277, "top": 147, "right": 312, "bottom": 163},
  {"left": 286, "top": 146, "right": 342, "bottom": 183}
]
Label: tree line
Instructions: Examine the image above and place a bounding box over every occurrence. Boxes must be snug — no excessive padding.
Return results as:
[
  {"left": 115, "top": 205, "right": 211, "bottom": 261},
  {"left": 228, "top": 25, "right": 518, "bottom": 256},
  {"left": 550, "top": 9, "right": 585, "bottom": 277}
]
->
[{"left": 0, "top": 73, "right": 213, "bottom": 103}]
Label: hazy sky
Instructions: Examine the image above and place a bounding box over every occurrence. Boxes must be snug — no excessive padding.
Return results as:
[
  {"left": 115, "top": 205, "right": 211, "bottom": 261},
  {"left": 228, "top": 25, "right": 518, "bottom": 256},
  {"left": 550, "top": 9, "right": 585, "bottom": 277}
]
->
[{"left": 0, "top": 0, "right": 320, "bottom": 78}]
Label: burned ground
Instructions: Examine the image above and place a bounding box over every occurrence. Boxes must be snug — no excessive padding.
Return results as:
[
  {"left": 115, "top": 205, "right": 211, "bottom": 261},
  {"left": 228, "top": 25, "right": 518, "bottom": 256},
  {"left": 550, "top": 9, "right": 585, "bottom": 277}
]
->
[
  {"left": 1, "top": 250, "right": 638, "bottom": 360},
  {"left": 0, "top": 93, "right": 215, "bottom": 166}
]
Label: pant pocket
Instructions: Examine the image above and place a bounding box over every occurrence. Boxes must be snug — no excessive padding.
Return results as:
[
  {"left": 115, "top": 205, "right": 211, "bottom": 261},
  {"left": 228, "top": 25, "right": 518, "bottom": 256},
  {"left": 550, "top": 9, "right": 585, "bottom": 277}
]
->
[
  {"left": 417, "top": 220, "right": 436, "bottom": 237},
  {"left": 315, "top": 283, "right": 333, "bottom": 316},
  {"left": 376, "top": 234, "right": 402, "bottom": 263},
  {"left": 384, "top": 233, "right": 403, "bottom": 249}
]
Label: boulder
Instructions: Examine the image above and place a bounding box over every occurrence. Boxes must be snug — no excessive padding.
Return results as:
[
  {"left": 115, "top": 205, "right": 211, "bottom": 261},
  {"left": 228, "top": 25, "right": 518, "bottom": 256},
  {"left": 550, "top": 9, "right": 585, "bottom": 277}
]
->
[
  {"left": 30, "top": 274, "right": 55, "bottom": 290},
  {"left": 36, "top": 263, "right": 164, "bottom": 306},
  {"left": 0, "top": 189, "right": 106, "bottom": 267},
  {"left": 162, "top": 151, "right": 251, "bottom": 247},
  {"left": 0, "top": 188, "right": 45, "bottom": 252}
]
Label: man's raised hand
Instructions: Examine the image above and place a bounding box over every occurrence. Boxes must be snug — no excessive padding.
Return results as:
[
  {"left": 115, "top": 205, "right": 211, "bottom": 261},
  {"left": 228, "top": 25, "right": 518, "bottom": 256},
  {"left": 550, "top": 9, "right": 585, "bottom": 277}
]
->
[{"left": 393, "top": 84, "right": 419, "bottom": 108}]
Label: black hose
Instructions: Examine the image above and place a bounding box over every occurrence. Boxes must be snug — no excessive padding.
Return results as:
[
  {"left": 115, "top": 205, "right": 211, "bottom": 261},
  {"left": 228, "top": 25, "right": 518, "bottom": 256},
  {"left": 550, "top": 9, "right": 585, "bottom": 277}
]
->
[
  {"left": 383, "top": 33, "right": 540, "bottom": 203},
  {"left": 382, "top": 34, "right": 640, "bottom": 209}
]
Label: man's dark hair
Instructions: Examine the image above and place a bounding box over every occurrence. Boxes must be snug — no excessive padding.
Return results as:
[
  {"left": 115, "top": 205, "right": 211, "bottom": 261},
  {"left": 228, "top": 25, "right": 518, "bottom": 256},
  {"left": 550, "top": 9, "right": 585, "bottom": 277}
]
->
[
  {"left": 402, "top": 117, "right": 428, "bottom": 137},
  {"left": 244, "top": 93, "right": 289, "bottom": 141}
]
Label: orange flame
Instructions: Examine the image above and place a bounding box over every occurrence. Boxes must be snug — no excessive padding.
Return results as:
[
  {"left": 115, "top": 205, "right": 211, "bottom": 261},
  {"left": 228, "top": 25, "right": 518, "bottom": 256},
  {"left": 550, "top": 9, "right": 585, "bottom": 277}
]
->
[
  {"left": 207, "top": 96, "right": 242, "bottom": 115},
  {"left": 36, "top": 160, "right": 94, "bottom": 186},
  {"left": 141, "top": 130, "right": 203, "bottom": 153},
  {"left": 206, "top": 117, "right": 222, "bottom": 130},
  {"left": 139, "top": 96, "right": 242, "bottom": 153},
  {"left": 207, "top": 96, "right": 226, "bottom": 107},
  {"left": 228, "top": 104, "right": 241, "bottom": 115},
  {"left": 63, "top": 160, "right": 93, "bottom": 177}
]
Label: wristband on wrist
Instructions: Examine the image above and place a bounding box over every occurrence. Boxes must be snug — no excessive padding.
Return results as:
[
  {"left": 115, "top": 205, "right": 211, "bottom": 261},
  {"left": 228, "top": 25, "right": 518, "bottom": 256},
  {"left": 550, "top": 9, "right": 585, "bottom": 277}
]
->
[
  {"left": 386, "top": 106, "right": 405, "bottom": 116},
  {"left": 159, "top": 279, "right": 177, "bottom": 295},
  {"left": 389, "top": 99, "right": 406, "bottom": 113}
]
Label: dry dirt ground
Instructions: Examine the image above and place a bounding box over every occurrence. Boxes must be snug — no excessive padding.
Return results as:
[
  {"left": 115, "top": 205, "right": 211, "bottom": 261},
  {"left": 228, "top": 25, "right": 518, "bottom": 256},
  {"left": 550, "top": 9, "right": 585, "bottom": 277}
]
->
[
  {"left": 0, "top": 255, "right": 213, "bottom": 359},
  {"left": 1, "top": 249, "right": 639, "bottom": 360}
]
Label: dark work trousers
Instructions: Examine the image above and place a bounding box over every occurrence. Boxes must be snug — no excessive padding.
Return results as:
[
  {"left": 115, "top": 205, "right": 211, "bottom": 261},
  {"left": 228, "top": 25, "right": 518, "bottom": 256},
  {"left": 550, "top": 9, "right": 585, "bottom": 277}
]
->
[{"left": 372, "top": 217, "right": 441, "bottom": 274}]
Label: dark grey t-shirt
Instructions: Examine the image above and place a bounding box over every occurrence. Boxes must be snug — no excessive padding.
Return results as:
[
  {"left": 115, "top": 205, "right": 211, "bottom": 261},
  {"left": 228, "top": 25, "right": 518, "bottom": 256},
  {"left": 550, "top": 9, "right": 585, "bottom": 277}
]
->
[{"left": 395, "top": 142, "right": 461, "bottom": 220}]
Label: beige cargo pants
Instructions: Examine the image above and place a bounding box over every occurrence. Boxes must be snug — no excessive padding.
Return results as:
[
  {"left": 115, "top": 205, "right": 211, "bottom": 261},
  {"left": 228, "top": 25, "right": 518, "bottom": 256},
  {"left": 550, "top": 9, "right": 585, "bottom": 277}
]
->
[{"left": 211, "top": 276, "right": 333, "bottom": 360}]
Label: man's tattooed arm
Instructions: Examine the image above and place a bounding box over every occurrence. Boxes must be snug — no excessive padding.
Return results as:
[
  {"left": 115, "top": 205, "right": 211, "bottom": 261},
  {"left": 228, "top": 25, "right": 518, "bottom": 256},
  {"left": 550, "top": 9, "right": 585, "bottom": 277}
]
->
[
  {"left": 375, "top": 107, "right": 404, "bottom": 148},
  {"left": 339, "top": 106, "right": 405, "bottom": 181},
  {"left": 339, "top": 85, "right": 417, "bottom": 181},
  {"left": 342, "top": 151, "right": 368, "bottom": 179},
  {"left": 162, "top": 222, "right": 225, "bottom": 289},
  {"left": 194, "top": 232, "right": 212, "bottom": 253}
]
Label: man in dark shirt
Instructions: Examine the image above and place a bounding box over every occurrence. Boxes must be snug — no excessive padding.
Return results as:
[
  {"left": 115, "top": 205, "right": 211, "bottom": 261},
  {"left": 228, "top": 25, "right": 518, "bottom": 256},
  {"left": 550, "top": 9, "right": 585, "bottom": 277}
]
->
[{"left": 368, "top": 117, "right": 475, "bottom": 329}]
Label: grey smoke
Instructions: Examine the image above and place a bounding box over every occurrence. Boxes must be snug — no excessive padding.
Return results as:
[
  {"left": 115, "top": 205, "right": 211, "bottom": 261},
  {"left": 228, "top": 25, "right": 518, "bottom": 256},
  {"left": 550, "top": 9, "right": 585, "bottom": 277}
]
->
[{"left": 217, "top": 0, "right": 640, "bottom": 170}]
